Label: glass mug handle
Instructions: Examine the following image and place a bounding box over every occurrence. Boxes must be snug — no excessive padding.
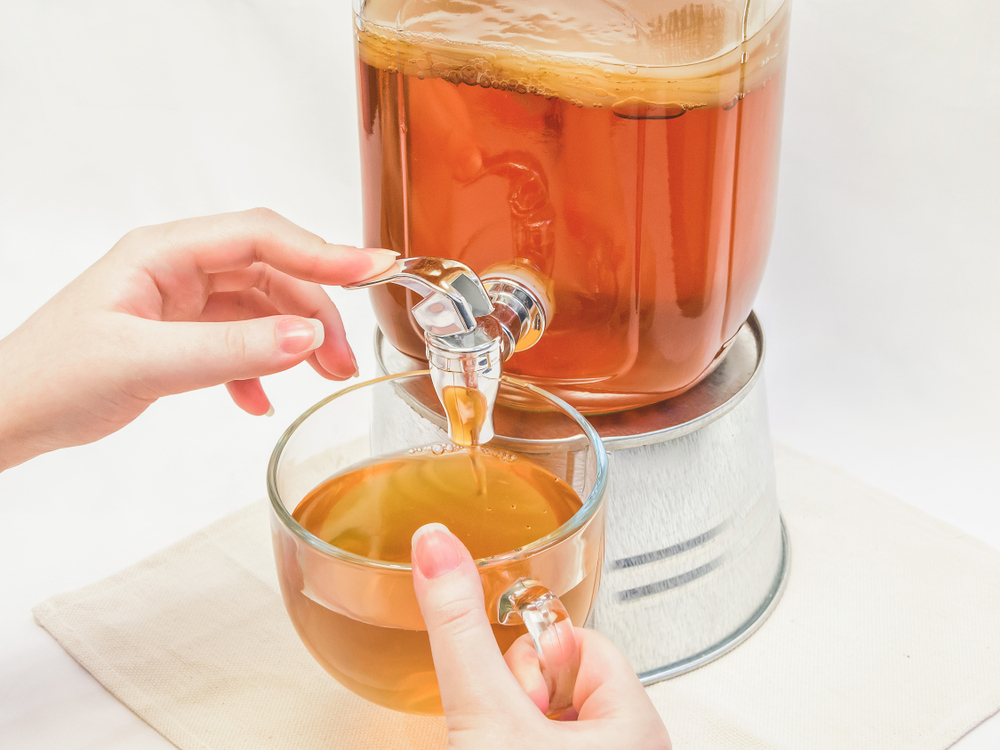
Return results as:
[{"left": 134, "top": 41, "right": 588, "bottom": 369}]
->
[{"left": 497, "top": 578, "right": 581, "bottom": 719}]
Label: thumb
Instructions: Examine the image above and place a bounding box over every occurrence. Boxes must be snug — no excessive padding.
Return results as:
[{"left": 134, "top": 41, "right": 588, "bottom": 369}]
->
[
  {"left": 134, "top": 315, "right": 324, "bottom": 396},
  {"left": 411, "top": 523, "right": 537, "bottom": 723}
]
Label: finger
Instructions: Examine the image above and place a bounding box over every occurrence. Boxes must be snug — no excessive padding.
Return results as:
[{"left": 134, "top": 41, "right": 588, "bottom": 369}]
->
[
  {"left": 136, "top": 208, "right": 398, "bottom": 285},
  {"left": 225, "top": 379, "right": 272, "bottom": 416},
  {"left": 202, "top": 288, "right": 354, "bottom": 382},
  {"left": 410, "top": 524, "right": 536, "bottom": 722},
  {"left": 132, "top": 314, "right": 326, "bottom": 397},
  {"left": 200, "top": 289, "right": 277, "bottom": 322},
  {"left": 229, "top": 266, "right": 355, "bottom": 380},
  {"left": 503, "top": 632, "right": 580, "bottom": 721},
  {"left": 503, "top": 635, "right": 549, "bottom": 714},
  {"left": 509, "top": 627, "right": 652, "bottom": 721},
  {"left": 570, "top": 628, "right": 659, "bottom": 722}
]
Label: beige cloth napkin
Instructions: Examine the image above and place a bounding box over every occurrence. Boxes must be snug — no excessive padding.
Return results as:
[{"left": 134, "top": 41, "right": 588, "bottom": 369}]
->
[{"left": 34, "top": 444, "right": 1000, "bottom": 750}]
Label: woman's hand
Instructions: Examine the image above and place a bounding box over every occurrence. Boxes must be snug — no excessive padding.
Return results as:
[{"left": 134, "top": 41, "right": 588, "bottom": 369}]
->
[
  {"left": 0, "top": 208, "right": 397, "bottom": 471},
  {"left": 410, "top": 523, "right": 672, "bottom": 750}
]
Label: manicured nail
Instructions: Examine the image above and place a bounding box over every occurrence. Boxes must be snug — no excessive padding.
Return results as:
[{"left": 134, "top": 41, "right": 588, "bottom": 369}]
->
[
  {"left": 412, "top": 524, "right": 463, "bottom": 579},
  {"left": 360, "top": 248, "right": 400, "bottom": 259},
  {"left": 276, "top": 318, "right": 324, "bottom": 355},
  {"left": 265, "top": 405, "right": 275, "bottom": 417},
  {"left": 350, "top": 349, "right": 359, "bottom": 378}
]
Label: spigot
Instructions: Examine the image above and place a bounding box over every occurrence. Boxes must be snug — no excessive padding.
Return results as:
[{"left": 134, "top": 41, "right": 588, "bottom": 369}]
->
[{"left": 347, "top": 257, "right": 548, "bottom": 445}]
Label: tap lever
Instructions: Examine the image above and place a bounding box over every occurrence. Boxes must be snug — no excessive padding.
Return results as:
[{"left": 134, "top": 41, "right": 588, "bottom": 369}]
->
[
  {"left": 346, "top": 257, "right": 493, "bottom": 336},
  {"left": 348, "top": 256, "right": 550, "bottom": 446}
]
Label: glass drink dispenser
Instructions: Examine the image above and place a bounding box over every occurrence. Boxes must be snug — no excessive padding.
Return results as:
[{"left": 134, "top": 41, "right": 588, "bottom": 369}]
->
[{"left": 354, "top": 0, "right": 789, "bottom": 413}]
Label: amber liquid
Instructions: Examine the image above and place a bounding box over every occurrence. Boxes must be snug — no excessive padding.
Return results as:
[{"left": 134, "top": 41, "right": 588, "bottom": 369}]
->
[
  {"left": 440, "top": 384, "right": 490, "bottom": 447},
  {"left": 356, "top": 2, "right": 789, "bottom": 412},
  {"left": 283, "top": 446, "right": 587, "bottom": 714}
]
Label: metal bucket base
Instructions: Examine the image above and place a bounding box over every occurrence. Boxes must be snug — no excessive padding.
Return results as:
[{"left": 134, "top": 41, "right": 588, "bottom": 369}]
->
[
  {"left": 583, "top": 314, "right": 786, "bottom": 679},
  {"left": 638, "top": 518, "right": 790, "bottom": 685},
  {"left": 374, "top": 312, "right": 788, "bottom": 682}
]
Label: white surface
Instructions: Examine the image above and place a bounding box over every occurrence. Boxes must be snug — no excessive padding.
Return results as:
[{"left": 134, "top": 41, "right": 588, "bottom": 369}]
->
[
  {"left": 30, "top": 445, "right": 1000, "bottom": 750},
  {"left": 0, "top": 1, "right": 997, "bottom": 748}
]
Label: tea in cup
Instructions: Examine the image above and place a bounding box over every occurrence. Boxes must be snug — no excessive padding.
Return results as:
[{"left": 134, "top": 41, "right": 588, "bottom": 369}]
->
[{"left": 268, "top": 372, "right": 607, "bottom": 716}]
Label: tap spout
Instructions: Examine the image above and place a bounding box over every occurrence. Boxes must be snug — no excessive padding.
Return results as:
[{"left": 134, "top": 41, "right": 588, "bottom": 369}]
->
[{"left": 347, "top": 257, "right": 549, "bottom": 446}]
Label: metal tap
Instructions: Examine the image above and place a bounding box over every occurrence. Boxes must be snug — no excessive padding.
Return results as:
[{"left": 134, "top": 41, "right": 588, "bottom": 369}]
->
[{"left": 346, "top": 257, "right": 548, "bottom": 445}]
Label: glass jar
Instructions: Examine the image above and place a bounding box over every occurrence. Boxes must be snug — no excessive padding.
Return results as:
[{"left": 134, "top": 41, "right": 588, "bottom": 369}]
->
[{"left": 354, "top": 0, "right": 790, "bottom": 413}]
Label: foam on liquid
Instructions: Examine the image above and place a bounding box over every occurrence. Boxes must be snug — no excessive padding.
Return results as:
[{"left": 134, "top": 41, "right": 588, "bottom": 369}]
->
[{"left": 356, "top": 0, "right": 789, "bottom": 110}]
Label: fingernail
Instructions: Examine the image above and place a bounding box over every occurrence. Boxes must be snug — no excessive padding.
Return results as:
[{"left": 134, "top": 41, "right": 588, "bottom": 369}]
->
[
  {"left": 265, "top": 405, "right": 275, "bottom": 417},
  {"left": 276, "top": 318, "right": 325, "bottom": 355},
  {"left": 412, "top": 523, "right": 462, "bottom": 579},
  {"left": 350, "top": 349, "right": 359, "bottom": 378},
  {"left": 360, "top": 248, "right": 401, "bottom": 260},
  {"left": 350, "top": 248, "right": 401, "bottom": 283}
]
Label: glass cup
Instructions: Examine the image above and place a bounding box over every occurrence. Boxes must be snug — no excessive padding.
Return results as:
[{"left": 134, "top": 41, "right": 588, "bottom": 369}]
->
[{"left": 267, "top": 371, "right": 607, "bottom": 716}]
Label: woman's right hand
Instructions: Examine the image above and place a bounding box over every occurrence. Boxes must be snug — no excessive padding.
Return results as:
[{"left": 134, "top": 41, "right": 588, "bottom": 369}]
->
[
  {"left": 410, "top": 523, "right": 672, "bottom": 750},
  {"left": 0, "top": 209, "right": 397, "bottom": 472}
]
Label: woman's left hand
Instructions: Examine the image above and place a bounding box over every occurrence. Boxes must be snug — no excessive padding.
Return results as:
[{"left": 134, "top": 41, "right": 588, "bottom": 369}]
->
[{"left": 0, "top": 208, "right": 397, "bottom": 471}]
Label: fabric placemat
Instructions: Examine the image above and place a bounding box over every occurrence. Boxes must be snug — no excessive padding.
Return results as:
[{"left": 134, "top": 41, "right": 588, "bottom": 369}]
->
[{"left": 34, "top": 444, "right": 1000, "bottom": 749}]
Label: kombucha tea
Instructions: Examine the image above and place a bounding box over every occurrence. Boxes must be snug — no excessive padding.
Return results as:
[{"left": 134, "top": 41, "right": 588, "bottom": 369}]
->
[
  {"left": 355, "top": 0, "right": 789, "bottom": 412},
  {"left": 282, "top": 445, "right": 589, "bottom": 714},
  {"left": 440, "top": 384, "right": 490, "bottom": 447}
]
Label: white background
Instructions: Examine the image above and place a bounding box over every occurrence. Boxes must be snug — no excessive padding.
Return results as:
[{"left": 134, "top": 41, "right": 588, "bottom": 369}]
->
[{"left": 1, "top": 0, "right": 998, "bottom": 747}]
